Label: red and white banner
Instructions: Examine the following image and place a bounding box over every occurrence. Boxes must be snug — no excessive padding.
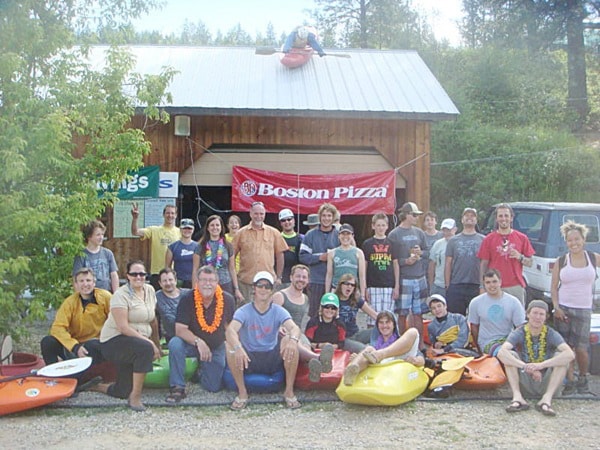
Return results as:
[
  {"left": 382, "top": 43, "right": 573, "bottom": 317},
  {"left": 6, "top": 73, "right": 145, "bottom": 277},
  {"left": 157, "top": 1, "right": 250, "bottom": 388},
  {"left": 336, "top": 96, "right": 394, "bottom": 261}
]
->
[{"left": 232, "top": 166, "right": 396, "bottom": 215}]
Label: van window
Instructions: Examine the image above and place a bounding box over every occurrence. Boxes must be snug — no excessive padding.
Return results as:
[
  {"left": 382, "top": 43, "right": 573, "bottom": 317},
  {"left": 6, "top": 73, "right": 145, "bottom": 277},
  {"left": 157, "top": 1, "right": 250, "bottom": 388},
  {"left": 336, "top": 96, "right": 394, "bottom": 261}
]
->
[
  {"left": 513, "top": 212, "right": 544, "bottom": 241},
  {"left": 563, "top": 214, "right": 600, "bottom": 244}
]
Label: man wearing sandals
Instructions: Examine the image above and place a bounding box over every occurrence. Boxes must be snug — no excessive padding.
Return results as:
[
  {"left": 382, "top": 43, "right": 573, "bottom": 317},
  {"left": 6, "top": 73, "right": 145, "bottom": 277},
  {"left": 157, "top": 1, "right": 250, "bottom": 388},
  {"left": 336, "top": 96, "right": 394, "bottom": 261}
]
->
[
  {"left": 498, "top": 300, "right": 574, "bottom": 417},
  {"left": 225, "top": 271, "right": 303, "bottom": 410},
  {"left": 166, "top": 266, "right": 235, "bottom": 402}
]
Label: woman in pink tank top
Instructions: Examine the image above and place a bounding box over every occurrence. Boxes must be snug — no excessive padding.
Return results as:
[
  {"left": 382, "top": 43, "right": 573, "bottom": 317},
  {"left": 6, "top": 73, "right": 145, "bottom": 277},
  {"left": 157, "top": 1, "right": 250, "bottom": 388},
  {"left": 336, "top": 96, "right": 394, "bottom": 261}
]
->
[{"left": 550, "top": 221, "right": 600, "bottom": 395}]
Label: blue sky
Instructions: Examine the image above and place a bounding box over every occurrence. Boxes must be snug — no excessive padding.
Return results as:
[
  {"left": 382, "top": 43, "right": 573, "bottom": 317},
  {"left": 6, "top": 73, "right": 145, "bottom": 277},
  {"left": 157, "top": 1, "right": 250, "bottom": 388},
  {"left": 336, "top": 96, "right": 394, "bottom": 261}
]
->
[{"left": 132, "top": 0, "right": 464, "bottom": 45}]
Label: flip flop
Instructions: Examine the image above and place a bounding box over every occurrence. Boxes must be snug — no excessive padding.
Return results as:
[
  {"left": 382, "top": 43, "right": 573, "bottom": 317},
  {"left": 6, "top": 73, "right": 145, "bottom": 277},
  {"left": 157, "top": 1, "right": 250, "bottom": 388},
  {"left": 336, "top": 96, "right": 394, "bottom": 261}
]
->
[
  {"left": 229, "top": 396, "right": 248, "bottom": 411},
  {"left": 505, "top": 400, "right": 529, "bottom": 413},
  {"left": 535, "top": 402, "right": 556, "bottom": 417},
  {"left": 284, "top": 396, "right": 302, "bottom": 409},
  {"left": 319, "top": 343, "right": 334, "bottom": 373}
]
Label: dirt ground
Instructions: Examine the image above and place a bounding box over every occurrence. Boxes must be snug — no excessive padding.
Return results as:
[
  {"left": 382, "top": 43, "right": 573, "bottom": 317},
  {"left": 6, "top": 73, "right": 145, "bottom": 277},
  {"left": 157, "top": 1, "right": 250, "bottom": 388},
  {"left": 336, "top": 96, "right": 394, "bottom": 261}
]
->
[{"left": 1, "top": 398, "right": 599, "bottom": 449}]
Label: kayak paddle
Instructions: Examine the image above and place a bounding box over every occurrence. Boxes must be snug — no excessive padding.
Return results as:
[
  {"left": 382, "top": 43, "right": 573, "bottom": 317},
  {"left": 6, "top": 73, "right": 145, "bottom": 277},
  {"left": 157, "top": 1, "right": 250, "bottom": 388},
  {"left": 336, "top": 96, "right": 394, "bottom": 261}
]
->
[
  {"left": 255, "top": 47, "right": 351, "bottom": 58},
  {"left": 0, "top": 357, "right": 92, "bottom": 383}
]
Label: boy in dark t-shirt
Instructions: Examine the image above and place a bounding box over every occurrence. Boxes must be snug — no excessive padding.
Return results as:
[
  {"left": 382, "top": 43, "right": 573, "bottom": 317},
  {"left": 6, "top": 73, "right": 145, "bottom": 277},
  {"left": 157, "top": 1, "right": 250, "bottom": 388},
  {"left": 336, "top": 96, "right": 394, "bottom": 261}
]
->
[{"left": 361, "top": 213, "right": 399, "bottom": 327}]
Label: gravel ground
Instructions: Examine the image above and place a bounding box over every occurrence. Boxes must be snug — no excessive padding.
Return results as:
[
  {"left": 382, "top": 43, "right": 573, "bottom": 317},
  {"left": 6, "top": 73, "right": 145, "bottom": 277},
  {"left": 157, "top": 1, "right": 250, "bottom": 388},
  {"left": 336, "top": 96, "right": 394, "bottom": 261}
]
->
[
  {"left": 1, "top": 399, "right": 599, "bottom": 449},
  {"left": 3, "top": 314, "right": 600, "bottom": 449}
]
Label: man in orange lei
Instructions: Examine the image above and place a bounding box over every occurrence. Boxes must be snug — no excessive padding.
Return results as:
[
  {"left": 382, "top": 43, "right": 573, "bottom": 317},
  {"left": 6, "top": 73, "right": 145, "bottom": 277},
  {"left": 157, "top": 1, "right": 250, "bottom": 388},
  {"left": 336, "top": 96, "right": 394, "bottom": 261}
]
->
[{"left": 166, "top": 265, "right": 235, "bottom": 403}]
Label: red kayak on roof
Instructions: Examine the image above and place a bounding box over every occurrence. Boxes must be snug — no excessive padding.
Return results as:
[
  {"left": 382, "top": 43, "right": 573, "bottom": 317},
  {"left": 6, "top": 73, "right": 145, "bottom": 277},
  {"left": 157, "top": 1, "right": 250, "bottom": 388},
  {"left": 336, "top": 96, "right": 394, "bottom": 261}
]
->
[{"left": 280, "top": 47, "right": 314, "bottom": 69}]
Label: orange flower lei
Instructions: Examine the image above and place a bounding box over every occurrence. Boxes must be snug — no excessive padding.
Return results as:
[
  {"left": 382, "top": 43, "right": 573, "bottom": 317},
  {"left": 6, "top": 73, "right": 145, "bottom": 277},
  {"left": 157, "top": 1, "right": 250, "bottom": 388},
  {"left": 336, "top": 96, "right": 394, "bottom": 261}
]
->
[{"left": 194, "top": 285, "right": 224, "bottom": 334}]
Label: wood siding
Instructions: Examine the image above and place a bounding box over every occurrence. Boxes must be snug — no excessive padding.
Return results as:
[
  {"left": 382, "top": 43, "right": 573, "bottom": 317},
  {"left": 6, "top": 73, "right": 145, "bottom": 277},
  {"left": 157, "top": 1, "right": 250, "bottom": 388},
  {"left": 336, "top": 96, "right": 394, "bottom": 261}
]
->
[{"left": 105, "top": 114, "right": 430, "bottom": 274}]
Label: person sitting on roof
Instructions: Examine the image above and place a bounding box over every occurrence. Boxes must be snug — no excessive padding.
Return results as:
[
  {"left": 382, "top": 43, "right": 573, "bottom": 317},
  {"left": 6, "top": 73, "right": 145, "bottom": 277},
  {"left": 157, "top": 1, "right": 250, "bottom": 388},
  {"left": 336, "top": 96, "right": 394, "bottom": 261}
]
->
[{"left": 282, "top": 25, "right": 325, "bottom": 57}]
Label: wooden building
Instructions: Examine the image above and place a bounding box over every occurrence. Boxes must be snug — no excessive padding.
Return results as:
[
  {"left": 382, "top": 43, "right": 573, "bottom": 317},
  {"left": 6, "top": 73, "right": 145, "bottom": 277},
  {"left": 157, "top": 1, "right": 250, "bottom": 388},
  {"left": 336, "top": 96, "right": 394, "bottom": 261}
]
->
[{"left": 93, "top": 46, "right": 459, "bottom": 271}]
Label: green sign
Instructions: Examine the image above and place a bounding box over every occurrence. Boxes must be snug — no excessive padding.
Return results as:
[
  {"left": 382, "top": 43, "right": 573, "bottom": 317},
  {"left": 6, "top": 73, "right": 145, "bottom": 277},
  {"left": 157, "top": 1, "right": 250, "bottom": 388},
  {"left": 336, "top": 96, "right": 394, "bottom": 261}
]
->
[{"left": 97, "top": 165, "right": 160, "bottom": 199}]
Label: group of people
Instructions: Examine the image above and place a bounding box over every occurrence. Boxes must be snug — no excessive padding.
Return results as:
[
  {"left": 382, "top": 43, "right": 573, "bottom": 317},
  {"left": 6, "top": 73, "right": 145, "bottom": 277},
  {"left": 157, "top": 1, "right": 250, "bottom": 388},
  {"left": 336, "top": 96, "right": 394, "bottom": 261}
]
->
[{"left": 40, "top": 200, "right": 597, "bottom": 415}]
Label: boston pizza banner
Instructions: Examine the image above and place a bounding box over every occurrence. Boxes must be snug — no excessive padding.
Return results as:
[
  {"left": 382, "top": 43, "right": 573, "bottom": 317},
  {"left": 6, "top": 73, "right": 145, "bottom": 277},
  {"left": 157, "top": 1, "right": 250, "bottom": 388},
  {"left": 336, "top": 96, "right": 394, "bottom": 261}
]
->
[{"left": 232, "top": 166, "right": 396, "bottom": 215}]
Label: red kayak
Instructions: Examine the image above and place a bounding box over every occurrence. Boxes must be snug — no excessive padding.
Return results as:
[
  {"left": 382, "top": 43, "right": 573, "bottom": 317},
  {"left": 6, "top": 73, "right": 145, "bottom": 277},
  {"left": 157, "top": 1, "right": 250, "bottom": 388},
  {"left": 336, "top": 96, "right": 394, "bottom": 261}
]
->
[
  {"left": 0, "top": 377, "right": 77, "bottom": 416},
  {"left": 280, "top": 47, "right": 313, "bottom": 69}
]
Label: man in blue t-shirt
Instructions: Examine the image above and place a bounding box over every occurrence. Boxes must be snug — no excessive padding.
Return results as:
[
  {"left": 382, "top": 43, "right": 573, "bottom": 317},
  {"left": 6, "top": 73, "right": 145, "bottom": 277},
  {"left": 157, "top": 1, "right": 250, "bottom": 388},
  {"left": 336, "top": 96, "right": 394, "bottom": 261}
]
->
[{"left": 226, "top": 271, "right": 303, "bottom": 410}]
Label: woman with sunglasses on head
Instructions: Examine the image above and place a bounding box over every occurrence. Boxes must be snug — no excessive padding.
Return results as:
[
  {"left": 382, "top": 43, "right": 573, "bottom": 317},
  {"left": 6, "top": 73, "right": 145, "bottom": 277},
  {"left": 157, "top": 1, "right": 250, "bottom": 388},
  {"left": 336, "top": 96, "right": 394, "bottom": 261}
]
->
[
  {"left": 335, "top": 273, "right": 377, "bottom": 353},
  {"left": 93, "top": 260, "right": 161, "bottom": 411},
  {"left": 325, "top": 223, "right": 366, "bottom": 300},
  {"left": 193, "top": 215, "right": 239, "bottom": 299}
]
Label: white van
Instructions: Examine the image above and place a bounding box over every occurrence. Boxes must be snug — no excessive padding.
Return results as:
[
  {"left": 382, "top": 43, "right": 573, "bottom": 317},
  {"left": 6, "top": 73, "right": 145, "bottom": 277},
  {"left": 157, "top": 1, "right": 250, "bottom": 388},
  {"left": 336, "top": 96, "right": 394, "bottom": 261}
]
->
[{"left": 481, "top": 202, "right": 600, "bottom": 308}]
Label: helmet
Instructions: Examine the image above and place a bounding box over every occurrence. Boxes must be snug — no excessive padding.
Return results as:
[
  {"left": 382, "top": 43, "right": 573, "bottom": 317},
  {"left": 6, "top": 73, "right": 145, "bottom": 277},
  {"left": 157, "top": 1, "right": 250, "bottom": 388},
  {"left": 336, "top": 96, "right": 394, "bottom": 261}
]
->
[{"left": 297, "top": 27, "right": 309, "bottom": 40}]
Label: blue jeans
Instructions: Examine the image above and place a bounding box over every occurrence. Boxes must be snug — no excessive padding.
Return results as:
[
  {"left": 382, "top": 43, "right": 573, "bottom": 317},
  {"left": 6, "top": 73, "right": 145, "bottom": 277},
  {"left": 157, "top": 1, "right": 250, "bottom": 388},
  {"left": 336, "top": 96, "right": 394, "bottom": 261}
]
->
[{"left": 168, "top": 336, "right": 226, "bottom": 392}]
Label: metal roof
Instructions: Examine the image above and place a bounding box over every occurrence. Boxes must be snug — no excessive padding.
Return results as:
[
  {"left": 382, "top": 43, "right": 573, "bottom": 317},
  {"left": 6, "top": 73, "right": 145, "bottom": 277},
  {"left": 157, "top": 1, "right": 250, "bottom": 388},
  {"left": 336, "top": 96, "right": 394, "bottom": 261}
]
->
[{"left": 89, "top": 46, "right": 459, "bottom": 121}]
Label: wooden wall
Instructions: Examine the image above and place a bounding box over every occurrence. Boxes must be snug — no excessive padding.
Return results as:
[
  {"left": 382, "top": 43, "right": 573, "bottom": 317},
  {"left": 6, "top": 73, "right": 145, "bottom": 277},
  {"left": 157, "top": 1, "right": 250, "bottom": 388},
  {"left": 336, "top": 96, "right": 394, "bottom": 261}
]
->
[{"left": 105, "top": 114, "right": 431, "bottom": 274}]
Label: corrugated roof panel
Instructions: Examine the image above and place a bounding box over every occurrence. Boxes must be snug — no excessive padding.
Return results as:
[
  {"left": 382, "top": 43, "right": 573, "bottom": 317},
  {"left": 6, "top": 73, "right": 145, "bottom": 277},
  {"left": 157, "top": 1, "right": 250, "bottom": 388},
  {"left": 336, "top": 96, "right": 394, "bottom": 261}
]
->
[{"left": 87, "top": 46, "right": 459, "bottom": 120}]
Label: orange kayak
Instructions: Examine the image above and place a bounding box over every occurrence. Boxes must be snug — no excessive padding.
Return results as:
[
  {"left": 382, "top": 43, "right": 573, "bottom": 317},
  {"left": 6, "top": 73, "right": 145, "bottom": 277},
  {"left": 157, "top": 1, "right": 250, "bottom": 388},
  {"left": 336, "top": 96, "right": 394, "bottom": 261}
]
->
[
  {"left": 429, "top": 352, "right": 506, "bottom": 390},
  {"left": 0, "top": 376, "right": 77, "bottom": 416}
]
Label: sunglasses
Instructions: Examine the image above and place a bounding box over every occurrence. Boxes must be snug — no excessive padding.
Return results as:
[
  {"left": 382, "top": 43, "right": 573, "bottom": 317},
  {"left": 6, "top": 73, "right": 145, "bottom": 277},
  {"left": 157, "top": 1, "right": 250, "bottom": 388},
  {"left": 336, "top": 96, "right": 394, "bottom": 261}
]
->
[
  {"left": 254, "top": 282, "right": 273, "bottom": 289},
  {"left": 322, "top": 305, "right": 338, "bottom": 310},
  {"left": 280, "top": 217, "right": 293, "bottom": 222},
  {"left": 251, "top": 201, "right": 264, "bottom": 207},
  {"left": 341, "top": 281, "right": 356, "bottom": 287},
  {"left": 128, "top": 272, "right": 147, "bottom": 278}
]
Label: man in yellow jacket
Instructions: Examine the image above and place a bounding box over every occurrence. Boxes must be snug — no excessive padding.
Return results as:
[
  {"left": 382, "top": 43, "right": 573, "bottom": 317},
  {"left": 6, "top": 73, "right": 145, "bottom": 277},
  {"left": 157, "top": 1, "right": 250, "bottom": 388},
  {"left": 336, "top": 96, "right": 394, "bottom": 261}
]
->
[{"left": 41, "top": 268, "right": 111, "bottom": 368}]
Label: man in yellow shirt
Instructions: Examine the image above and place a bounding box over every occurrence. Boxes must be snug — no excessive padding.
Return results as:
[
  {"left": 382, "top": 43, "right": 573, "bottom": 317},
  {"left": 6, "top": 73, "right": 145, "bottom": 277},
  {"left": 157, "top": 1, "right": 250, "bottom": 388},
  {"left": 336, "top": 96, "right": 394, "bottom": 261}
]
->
[
  {"left": 131, "top": 202, "right": 181, "bottom": 290},
  {"left": 40, "top": 268, "right": 111, "bottom": 389}
]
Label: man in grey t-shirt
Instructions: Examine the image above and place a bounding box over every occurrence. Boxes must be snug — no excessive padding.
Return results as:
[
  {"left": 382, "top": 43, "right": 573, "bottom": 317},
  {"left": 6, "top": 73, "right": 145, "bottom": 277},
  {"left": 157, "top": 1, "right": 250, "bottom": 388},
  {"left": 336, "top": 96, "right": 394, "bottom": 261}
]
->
[
  {"left": 388, "top": 202, "right": 429, "bottom": 347},
  {"left": 444, "top": 208, "right": 484, "bottom": 315},
  {"left": 468, "top": 269, "right": 525, "bottom": 356},
  {"left": 498, "top": 300, "right": 574, "bottom": 416}
]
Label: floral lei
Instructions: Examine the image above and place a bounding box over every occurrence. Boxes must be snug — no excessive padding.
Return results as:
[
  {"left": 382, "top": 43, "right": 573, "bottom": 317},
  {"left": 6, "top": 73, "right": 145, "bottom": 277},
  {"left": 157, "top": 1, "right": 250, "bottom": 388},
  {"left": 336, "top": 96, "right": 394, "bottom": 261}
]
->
[
  {"left": 524, "top": 324, "right": 547, "bottom": 363},
  {"left": 194, "top": 285, "right": 224, "bottom": 334},
  {"left": 205, "top": 239, "right": 225, "bottom": 269}
]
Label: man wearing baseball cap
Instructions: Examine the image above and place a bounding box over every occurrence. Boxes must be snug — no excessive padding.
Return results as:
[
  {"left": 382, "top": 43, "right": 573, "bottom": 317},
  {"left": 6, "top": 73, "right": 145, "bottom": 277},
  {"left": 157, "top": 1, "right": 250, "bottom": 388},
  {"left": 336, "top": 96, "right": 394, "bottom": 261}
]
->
[
  {"left": 498, "top": 300, "right": 574, "bottom": 416},
  {"left": 428, "top": 218, "right": 457, "bottom": 298},
  {"left": 278, "top": 208, "right": 303, "bottom": 286},
  {"left": 226, "top": 271, "right": 303, "bottom": 410},
  {"left": 388, "top": 202, "right": 429, "bottom": 347},
  {"left": 426, "top": 294, "right": 470, "bottom": 355}
]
